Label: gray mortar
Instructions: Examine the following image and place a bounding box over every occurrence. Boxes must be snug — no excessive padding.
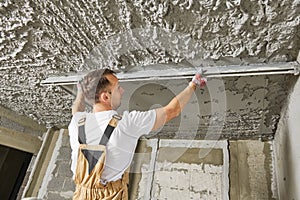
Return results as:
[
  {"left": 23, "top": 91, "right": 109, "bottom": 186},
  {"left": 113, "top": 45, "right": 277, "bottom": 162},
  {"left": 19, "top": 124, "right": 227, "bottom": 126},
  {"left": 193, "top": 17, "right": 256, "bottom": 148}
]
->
[{"left": 0, "top": 0, "right": 299, "bottom": 134}]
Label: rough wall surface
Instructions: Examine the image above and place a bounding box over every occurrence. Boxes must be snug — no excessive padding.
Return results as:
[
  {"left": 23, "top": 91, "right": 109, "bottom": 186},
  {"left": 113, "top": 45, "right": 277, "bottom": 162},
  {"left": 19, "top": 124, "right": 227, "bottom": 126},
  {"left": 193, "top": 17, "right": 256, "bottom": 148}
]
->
[
  {"left": 38, "top": 133, "right": 277, "bottom": 200},
  {"left": 124, "top": 75, "right": 296, "bottom": 140},
  {"left": 0, "top": 0, "right": 299, "bottom": 128},
  {"left": 229, "top": 140, "right": 276, "bottom": 199},
  {"left": 274, "top": 76, "right": 300, "bottom": 200},
  {"left": 38, "top": 130, "right": 75, "bottom": 200},
  {"left": 0, "top": 105, "right": 46, "bottom": 137}
]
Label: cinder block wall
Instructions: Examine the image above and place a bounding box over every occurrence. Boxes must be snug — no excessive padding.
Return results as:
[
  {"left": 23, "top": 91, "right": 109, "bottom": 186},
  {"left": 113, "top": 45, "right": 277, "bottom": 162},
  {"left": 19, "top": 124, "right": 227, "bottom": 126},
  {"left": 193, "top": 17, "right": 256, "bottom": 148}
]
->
[
  {"left": 38, "top": 130, "right": 75, "bottom": 200},
  {"left": 0, "top": 106, "right": 46, "bottom": 139},
  {"left": 36, "top": 133, "right": 278, "bottom": 200}
]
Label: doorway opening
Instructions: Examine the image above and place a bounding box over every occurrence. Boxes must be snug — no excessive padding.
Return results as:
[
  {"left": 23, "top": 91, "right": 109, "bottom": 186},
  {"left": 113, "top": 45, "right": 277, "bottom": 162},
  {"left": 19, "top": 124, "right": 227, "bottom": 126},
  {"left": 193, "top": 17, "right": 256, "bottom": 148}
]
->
[{"left": 0, "top": 144, "right": 33, "bottom": 200}]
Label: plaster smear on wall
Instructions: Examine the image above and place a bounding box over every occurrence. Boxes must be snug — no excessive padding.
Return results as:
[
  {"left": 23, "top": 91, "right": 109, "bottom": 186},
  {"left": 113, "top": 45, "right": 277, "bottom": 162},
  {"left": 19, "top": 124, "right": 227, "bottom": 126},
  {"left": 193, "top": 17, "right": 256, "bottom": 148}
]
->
[{"left": 247, "top": 141, "right": 269, "bottom": 199}]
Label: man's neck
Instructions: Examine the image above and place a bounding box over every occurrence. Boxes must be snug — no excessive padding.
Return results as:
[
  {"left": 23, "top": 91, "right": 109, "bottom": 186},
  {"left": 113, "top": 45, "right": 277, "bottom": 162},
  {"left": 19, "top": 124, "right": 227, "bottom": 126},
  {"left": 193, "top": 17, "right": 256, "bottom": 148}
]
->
[{"left": 93, "top": 103, "right": 112, "bottom": 113}]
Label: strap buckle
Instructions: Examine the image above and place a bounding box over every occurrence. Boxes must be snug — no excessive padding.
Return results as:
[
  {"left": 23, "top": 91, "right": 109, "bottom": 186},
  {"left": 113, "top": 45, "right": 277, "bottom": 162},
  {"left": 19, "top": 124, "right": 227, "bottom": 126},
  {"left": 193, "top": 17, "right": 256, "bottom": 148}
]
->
[
  {"left": 109, "top": 114, "right": 122, "bottom": 127},
  {"left": 78, "top": 117, "right": 86, "bottom": 126},
  {"left": 112, "top": 114, "right": 122, "bottom": 120}
]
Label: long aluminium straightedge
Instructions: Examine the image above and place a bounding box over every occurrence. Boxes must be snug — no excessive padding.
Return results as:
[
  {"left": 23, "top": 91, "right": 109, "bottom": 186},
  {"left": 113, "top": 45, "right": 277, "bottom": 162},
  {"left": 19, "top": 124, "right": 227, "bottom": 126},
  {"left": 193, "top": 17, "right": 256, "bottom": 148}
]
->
[{"left": 40, "top": 61, "right": 300, "bottom": 86}]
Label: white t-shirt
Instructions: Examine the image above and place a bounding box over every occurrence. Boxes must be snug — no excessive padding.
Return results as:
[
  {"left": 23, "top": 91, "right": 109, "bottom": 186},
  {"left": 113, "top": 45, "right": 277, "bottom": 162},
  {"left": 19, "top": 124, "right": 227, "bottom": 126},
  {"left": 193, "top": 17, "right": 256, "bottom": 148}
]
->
[{"left": 68, "top": 109, "right": 156, "bottom": 182}]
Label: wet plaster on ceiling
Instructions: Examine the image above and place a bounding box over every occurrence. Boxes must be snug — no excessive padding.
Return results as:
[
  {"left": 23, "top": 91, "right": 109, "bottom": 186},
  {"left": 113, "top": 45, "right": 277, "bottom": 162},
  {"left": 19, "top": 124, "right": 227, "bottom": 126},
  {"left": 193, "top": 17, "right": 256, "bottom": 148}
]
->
[{"left": 0, "top": 1, "right": 299, "bottom": 139}]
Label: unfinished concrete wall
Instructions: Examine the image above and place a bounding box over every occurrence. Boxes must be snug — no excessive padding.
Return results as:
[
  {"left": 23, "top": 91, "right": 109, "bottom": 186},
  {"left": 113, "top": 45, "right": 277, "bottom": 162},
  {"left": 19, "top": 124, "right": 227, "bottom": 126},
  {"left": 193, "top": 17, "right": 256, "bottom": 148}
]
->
[
  {"left": 34, "top": 129, "right": 75, "bottom": 200},
  {"left": 130, "top": 139, "right": 229, "bottom": 200},
  {"left": 0, "top": 105, "right": 46, "bottom": 139},
  {"left": 0, "top": 106, "right": 46, "bottom": 199},
  {"left": 229, "top": 140, "right": 277, "bottom": 200},
  {"left": 121, "top": 74, "right": 295, "bottom": 140},
  {"left": 35, "top": 132, "right": 277, "bottom": 200},
  {"left": 274, "top": 76, "right": 300, "bottom": 200}
]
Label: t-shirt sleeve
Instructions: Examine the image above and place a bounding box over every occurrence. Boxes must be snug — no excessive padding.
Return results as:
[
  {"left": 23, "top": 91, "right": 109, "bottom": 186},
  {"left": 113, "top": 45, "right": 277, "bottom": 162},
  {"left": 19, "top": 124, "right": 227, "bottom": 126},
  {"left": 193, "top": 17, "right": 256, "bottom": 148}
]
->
[{"left": 122, "top": 109, "right": 156, "bottom": 138}]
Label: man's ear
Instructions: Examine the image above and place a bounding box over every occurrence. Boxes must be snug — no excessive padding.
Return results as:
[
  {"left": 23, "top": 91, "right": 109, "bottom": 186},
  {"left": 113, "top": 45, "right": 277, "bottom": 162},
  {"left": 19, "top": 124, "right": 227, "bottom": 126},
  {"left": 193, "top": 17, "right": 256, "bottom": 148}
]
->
[{"left": 99, "top": 92, "right": 109, "bottom": 103}]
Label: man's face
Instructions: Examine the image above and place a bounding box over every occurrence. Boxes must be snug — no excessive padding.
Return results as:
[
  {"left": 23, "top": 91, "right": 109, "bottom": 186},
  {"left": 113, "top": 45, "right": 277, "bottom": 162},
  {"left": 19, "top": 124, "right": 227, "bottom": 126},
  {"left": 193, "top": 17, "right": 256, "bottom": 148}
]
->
[{"left": 106, "top": 74, "right": 124, "bottom": 110}]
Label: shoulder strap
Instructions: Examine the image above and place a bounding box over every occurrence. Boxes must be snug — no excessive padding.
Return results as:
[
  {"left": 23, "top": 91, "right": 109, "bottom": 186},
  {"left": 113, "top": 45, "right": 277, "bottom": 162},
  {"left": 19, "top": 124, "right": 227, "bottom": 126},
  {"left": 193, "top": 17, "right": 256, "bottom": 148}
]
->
[
  {"left": 99, "top": 114, "right": 122, "bottom": 145},
  {"left": 77, "top": 114, "right": 122, "bottom": 145},
  {"left": 78, "top": 116, "right": 86, "bottom": 144}
]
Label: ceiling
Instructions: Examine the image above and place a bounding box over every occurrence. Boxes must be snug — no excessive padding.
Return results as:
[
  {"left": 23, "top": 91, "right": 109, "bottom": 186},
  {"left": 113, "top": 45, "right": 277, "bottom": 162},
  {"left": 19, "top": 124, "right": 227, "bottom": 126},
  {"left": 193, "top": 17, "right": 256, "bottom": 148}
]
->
[{"left": 0, "top": 0, "right": 299, "bottom": 139}]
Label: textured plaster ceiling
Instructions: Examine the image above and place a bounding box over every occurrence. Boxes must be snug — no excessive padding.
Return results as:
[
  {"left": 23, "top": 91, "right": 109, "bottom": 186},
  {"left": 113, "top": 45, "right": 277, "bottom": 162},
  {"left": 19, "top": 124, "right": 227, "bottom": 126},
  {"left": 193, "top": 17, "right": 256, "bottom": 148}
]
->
[{"left": 0, "top": 0, "right": 299, "bottom": 138}]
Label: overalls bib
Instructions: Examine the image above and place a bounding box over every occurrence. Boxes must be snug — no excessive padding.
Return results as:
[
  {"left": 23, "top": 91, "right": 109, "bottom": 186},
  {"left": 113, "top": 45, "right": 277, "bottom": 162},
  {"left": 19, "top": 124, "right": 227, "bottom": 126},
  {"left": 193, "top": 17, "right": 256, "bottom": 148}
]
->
[{"left": 73, "top": 115, "right": 129, "bottom": 200}]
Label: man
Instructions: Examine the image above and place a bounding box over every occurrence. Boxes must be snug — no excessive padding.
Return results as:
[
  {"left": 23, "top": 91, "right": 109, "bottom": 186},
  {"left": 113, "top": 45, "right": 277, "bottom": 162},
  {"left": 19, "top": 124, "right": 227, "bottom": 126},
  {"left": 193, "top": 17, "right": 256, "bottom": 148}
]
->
[{"left": 68, "top": 68, "right": 206, "bottom": 199}]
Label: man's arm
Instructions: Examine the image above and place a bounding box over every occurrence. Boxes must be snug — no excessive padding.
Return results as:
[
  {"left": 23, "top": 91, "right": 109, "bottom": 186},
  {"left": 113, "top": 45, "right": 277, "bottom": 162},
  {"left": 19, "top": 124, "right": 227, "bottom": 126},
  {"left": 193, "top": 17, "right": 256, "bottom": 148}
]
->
[
  {"left": 72, "top": 84, "right": 85, "bottom": 115},
  {"left": 152, "top": 74, "right": 206, "bottom": 131}
]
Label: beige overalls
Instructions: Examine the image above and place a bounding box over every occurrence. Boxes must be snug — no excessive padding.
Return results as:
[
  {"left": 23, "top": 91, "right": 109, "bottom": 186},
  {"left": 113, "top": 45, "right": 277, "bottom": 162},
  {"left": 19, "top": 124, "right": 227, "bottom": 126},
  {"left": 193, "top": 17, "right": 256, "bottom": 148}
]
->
[{"left": 73, "top": 115, "right": 128, "bottom": 200}]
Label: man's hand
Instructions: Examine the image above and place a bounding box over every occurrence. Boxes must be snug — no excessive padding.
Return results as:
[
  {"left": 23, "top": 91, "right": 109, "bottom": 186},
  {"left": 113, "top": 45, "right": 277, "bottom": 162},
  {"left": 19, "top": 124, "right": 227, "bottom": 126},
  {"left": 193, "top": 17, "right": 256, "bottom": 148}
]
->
[
  {"left": 191, "top": 72, "right": 207, "bottom": 88},
  {"left": 153, "top": 70, "right": 207, "bottom": 131},
  {"left": 77, "top": 83, "right": 82, "bottom": 93},
  {"left": 72, "top": 82, "right": 85, "bottom": 115}
]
